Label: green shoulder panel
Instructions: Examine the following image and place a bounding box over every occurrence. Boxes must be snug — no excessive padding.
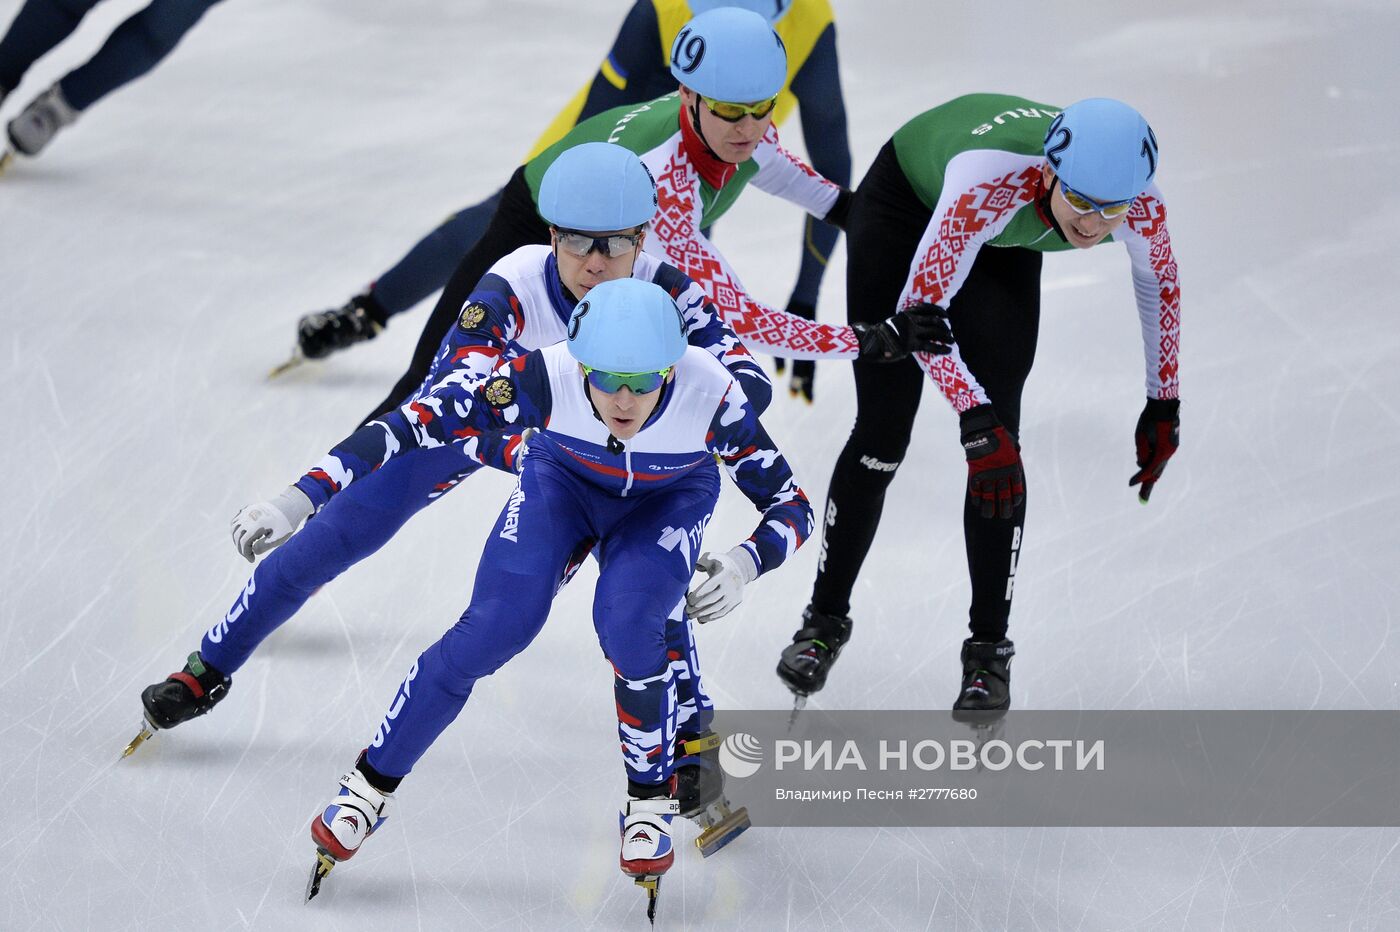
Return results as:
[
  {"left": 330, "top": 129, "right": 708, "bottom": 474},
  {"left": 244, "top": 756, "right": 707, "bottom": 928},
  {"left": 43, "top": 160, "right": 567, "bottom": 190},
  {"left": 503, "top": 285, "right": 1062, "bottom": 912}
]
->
[
  {"left": 524, "top": 92, "right": 762, "bottom": 228},
  {"left": 892, "top": 93, "right": 1062, "bottom": 210},
  {"left": 524, "top": 94, "right": 686, "bottom": 200}
]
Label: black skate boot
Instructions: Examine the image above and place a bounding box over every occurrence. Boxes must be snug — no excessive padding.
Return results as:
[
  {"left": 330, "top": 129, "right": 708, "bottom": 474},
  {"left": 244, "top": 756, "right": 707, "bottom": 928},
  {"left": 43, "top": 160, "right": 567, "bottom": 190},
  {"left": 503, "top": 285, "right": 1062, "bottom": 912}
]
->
[
  {"left": 297, "top": 291, "right": 388, "bottom": 360},
  {"left": 674, "top": 731, "right": 750, "bottom": 857},
  {"left": 121, "top": 652, "right": 231, "bottom": 757},
  {"left": 951, "top": 638, "right": 1014, "bottom": 723},
  {"left": 778, "top": 605, "right": 853, "bottom": 699},
  {"left": 6, "top": 83, "right": 78, "bottom": 159}
]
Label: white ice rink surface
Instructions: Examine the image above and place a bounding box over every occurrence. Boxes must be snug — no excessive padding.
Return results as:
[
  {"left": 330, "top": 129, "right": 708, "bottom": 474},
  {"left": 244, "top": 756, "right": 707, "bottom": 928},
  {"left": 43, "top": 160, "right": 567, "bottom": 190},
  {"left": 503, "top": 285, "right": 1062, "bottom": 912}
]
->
[{"left": 3, "top": 0, "right": 1399, "bottom": 928}]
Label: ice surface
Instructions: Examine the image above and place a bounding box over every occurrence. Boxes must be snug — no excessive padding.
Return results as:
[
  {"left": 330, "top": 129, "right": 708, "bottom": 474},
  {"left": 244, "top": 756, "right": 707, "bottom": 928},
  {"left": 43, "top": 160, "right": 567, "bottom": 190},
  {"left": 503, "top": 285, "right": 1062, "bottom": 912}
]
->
[{"left": 2, "top": 0, "right": 1398, "bottom": 928}]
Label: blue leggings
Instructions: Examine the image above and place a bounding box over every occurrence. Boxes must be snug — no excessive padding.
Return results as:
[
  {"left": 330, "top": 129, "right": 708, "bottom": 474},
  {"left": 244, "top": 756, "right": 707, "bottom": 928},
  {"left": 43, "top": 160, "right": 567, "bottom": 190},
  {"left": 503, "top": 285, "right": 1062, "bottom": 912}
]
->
[
  {"left": 0, "top": 0, "right": 223, "bottom": 109},
  {"left": 364, "top": 455, "right": 721, "bottom": 787}
]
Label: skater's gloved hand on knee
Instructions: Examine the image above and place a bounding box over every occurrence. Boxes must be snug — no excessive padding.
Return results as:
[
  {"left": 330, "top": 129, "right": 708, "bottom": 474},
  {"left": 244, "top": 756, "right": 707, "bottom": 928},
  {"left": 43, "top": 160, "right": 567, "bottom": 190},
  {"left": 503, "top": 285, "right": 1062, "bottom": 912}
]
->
[
  {"left": 1129, "top": 397, "right": 1180, "bottom": 503},
  {"left": 514, "top": 427, "right": 539, "bottom": 474},
  {"left": 231, "top": 487, "right": 315, "bottom": 563},
  {"left": 960, "top": 405, "right": 1024, "bottom": 520},
  {"left": 853, "top": 303, "right": 953, "bottom": 362},
  {"left": 686, "top": 547, "right": 759, "bottom": 624}
]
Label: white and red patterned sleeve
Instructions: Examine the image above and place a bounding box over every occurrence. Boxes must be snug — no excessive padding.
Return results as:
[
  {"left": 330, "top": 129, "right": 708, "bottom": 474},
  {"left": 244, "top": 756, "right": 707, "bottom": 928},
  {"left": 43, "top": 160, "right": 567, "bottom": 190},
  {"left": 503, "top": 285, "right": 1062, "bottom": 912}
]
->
[
  {"left": 644, "top": 145, "right": 860, "bottom": 360},
  {"left": 747, "top": 124, "right": 842, "bottom": 220},
  {"left": 897, "top": 151, "right": 1045, "bottom": 413},
  {"left": 1120, "top": 184, "right": 1181, "bottom": 400}
]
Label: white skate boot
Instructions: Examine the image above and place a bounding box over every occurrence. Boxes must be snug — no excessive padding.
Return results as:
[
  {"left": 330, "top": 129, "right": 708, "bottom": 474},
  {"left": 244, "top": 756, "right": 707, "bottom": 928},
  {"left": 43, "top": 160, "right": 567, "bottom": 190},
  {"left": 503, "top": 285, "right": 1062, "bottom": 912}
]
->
[
  {"left": 620, "top": 791, "right": 680, "bottom": 924},
  {"left": 306, "top": 768, "right": 393, "bottom": 900}
]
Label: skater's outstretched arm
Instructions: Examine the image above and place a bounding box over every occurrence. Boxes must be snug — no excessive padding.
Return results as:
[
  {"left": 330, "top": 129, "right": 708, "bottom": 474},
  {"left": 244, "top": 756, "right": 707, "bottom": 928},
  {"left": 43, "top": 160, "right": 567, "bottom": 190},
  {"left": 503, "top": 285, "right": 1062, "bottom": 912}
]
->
[
  {"left": 687, "top": 380, "right": 814, "bottom": 624},
  {"left": 706, "top": 382, "right": 814, "bottom": 576}
]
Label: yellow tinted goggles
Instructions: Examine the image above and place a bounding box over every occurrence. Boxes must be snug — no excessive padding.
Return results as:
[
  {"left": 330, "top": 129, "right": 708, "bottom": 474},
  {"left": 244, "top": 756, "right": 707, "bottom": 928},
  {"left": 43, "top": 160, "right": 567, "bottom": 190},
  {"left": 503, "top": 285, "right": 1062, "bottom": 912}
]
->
[
  {"left": 1058, "top": 181, "right": 1135, "bottom": 220},
  {"left": 700, "top": 94, "right": 779, "bottom": 123}
]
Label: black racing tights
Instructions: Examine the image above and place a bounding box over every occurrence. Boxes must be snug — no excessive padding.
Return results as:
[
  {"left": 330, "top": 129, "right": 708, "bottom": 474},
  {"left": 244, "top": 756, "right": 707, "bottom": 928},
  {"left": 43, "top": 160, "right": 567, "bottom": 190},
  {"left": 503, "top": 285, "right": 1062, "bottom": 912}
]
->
[
  {"left": 810, "top": 141, "right": 1042, "bottom": 642},
  {"left": 359, "top": 166, "right": 550, "bottom": 427}
]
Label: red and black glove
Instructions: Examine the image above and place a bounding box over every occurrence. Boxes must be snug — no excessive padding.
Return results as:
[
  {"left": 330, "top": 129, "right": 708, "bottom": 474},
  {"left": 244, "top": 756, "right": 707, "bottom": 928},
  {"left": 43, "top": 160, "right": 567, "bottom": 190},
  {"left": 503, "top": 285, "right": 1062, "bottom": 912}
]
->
[
  {"left": 960, "top": 405, "right": 1024, "bottom": 519},
  {"left": 1130, "top": 398, "right": 1180, "bottom": 503}
]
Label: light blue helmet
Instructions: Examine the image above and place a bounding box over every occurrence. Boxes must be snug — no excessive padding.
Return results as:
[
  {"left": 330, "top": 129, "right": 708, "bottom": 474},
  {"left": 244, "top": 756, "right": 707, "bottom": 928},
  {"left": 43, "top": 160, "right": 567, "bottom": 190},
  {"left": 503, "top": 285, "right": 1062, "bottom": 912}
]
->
[
  {"left": 669, "top": 7, "right": 787, "bottom": 103},
  {"left": 687, "top": 0, "right": 794, "bottom": 25},
  {"left": 537, "top": 142, "right": 658, "bottom": 231},
  {"left": 566, "top": 278, "right": 688, "bottom": 373},
  {"left": 1043, "top": 98, "right": 1159, "bottom": 203}
]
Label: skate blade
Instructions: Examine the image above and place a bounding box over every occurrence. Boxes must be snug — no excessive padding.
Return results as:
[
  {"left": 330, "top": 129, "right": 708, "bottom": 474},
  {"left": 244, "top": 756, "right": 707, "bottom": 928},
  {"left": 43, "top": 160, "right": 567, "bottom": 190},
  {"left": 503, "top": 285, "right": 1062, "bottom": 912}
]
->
[
  {"left": 120, "top": 722, "right": 155, "bottom": 759},
  {"left": 786, "top": 694, "right": 807, "bottom": 731},
  {"left": 267, "top": 348, "right": 306, "bottom": 380},
  {"left": 694, "top": 805, "right": 750, "bottom": 857},
  {"left": 0, "top": 148, "right": 14, "bottom": 177},
  {"left": 631, "top": 873, "right": 662, "bottom": 925},
  {"left": 304, "top": 849, "right": 337, "bottom": 902}
]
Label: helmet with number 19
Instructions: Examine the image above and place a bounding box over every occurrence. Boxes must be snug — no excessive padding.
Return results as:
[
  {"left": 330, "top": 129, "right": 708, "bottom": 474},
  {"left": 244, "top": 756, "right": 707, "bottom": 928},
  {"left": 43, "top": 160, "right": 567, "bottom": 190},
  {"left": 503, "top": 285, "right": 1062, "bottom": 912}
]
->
[
  {"left": 669, "top": 7, "right": 787, "bottom": 104},
  {"left": 1043, "top": 97, "right": 1159, "bottom": 204}
]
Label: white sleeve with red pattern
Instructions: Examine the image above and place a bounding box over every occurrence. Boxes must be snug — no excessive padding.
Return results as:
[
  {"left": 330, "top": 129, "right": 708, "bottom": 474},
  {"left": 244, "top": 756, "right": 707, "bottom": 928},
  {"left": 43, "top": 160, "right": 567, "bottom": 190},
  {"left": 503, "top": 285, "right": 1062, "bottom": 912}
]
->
[
  {"left": 748, "top": 125, "right": 842, "bottom": 220},
  {"left": 897, "top": 150, "right": 1046, "bottom": 414},
  {"left": 645, "top": 144, "right": 860, "bottom": 360},
  {"left": 1119, "top": 184, "right": 1181, "bottom": 400}
]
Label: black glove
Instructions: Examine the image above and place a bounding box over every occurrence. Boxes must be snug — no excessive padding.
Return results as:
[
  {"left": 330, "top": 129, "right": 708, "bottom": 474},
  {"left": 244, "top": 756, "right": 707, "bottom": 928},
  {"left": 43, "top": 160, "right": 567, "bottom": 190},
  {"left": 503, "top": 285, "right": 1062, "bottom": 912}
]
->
[
  {"left": 823, "top": 187, "right": 853, "bottom": 231},
  {"left": 853, "top": 303, "right": 953, "bottom": 362},
  {"left": 960, "top": 405, "right": 1024, "bottom": 520},
  {"left": 1129, "top": 397, "right": 1180, "bottom": 503}
]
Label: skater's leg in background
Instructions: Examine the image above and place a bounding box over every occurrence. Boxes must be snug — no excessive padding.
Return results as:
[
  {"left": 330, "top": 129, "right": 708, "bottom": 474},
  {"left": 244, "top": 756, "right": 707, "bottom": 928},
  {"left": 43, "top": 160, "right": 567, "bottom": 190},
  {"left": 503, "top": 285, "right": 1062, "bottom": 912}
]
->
[
  {"left": 59, "top": 0, "right": 223, "bottom": 111},
  {"left": 359, "top": 167, "right": 549, "bottom": 426},
  {"left": 369, "top": 189, "right": 505, "bottom": 319},
  {"left": 200, "top": 446, "right": 482, "bottom": 675},
  {"left": 809, "top": 141, "right": 931, "bottom": 619},
  {"left": 944, "top": 245, "right": 1041, "bottom": 641},
  {"left": 0, "top": 0, "right": 101, "bottom": 93},
  {"left": 362, "top": 457, "right": 587, "bottom": 779}
]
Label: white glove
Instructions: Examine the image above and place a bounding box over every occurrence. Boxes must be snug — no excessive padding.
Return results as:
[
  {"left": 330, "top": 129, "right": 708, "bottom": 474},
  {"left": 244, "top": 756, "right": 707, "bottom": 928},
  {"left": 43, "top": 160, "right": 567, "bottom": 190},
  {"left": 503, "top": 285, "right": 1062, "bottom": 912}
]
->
[
  {"left": 514, "top": 427, "right": 538, "bottom": 474},
  {"left": 686, "top": 547, "right": 759, "bottom": 624},
  {"left": 230, "top": 486, "right": 315, "bottom": 563}
]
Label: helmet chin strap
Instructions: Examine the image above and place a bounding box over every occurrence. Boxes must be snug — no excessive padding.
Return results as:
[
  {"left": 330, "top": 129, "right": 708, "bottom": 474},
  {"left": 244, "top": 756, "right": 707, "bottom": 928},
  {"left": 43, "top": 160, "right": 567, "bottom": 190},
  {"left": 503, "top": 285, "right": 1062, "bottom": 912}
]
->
[
  {"left": 688, "top": 95, "right": 724, "bottom": 162},
  {"left": 1038, "top": 176, "right": 1070, "bottom": 244}
]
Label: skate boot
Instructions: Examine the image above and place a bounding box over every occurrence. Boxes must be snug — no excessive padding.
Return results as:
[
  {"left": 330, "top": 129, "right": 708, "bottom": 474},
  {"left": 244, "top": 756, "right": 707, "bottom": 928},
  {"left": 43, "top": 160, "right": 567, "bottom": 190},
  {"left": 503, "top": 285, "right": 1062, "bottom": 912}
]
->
[
  {"left": 6, "top": 83, "right": 78, "bottom": 158},
  {"left": 778, "top": 605, "right": 853, "bottom": 722},
  {"left": 121, "top": 652, "right": 231, "bottom": 757},
  {"left": 951, "top": 638, "right": 1015, "bottom": 724},
  {"left": 675, "top": 731, "right": 750, "bottom": 857},
  {"left": 306, "top": 767, "right": 394, "bottom": 901},
  {"left": 270, "top": 291, "right": 388, "bottom": 377},
  {"left": 298, "top": 292, "right": 387, "bottom": 359},
  {"left": 620, "top": 783, "right": 680, "bottom": 925},
  {"left": 787, "top": 359, "right": 815, "bottom": 404}
]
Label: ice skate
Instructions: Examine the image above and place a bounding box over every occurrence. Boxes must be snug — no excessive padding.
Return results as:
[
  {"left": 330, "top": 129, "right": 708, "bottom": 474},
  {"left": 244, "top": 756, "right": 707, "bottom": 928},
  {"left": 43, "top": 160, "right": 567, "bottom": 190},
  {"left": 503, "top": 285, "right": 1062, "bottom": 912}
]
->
[
  {"left": 6, "top": 83, "right": 78, "bottom": 159},
  {"left": 787, "top": 359, "right": 815, "bottom": 404},
  {"left": 951, "top": 638, "right": 1014, "bottom": 724},
  {"left": 306, "top": 768, "right": 393, "bottom": 901},
  {"left": 121, "top": 652, "right": 231, "bottom": 758},
  {"left": 777, "top": 605, "right": 852, "bottom": 723},
  {"left": 620, "top": 790, "right": 680, "bottom": 925},
  {"left": 675, "top": 731, "right": 750, "bottom": 857}
]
